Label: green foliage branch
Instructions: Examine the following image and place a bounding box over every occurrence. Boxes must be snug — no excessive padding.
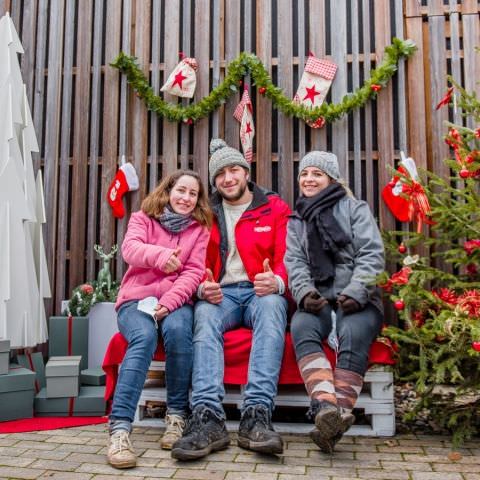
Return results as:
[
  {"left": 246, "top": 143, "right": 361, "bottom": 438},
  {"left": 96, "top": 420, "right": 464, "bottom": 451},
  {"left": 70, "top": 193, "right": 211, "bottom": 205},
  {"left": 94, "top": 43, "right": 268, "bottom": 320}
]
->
[{"left": 110, "top": 38, "right": 416, "bottom": 124}]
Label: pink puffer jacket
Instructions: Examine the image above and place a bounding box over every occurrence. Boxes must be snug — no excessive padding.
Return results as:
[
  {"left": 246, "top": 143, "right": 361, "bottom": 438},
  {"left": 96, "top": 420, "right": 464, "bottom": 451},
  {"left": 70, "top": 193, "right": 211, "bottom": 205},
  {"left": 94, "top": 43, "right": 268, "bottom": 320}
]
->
[{"left": 115, "top": 210, "right": 209, "bottom": 312}]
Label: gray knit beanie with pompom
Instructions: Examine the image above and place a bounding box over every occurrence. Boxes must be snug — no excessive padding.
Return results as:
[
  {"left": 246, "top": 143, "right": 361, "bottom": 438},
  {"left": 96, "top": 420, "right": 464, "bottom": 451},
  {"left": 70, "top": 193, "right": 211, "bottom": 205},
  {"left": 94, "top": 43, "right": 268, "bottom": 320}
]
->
[{"left": 209, "top": 138, "right": 250, "bottom": 186}]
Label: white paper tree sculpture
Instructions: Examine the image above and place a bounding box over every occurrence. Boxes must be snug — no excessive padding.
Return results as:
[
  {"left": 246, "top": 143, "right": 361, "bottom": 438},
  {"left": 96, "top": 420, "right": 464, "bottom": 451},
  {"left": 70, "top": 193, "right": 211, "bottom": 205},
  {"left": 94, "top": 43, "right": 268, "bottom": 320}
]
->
[{"left": 0, "top": 12, "right": 50, "bottom": 348}]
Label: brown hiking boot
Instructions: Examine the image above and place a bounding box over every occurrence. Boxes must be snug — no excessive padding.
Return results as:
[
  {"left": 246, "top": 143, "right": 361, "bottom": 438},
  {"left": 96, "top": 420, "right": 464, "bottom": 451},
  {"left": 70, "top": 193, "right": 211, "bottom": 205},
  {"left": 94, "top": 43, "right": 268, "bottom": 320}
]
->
[{"left": 107, "top": 430, "right": 136, "bottom": 469}]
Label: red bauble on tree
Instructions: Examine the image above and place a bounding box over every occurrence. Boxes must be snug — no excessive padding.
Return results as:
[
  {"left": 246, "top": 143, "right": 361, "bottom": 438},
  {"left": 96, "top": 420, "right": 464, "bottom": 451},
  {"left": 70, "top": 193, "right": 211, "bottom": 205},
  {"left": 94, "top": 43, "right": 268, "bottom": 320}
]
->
[
  {"left": 394, "top": 299, "right": 405, "bottom": 310},
  {"left": 459, "top": 168, "right": 470, "bottom": 179},
  {"left": 258, "top": 87, "right": 266, "bottom": 95},
  {"left": 472, "top": 341, "right": 480, "bottom": 352},
  {"left": 398, "top": 242, "right": 407, "bottom": 254}
]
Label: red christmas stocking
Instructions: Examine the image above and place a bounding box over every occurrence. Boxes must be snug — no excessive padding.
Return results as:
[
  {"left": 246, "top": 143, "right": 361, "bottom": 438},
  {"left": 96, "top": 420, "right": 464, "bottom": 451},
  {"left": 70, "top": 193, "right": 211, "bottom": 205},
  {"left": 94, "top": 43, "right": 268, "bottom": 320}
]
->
[{"left": 107, "top": 162, "right": 139, "bottom": 218}]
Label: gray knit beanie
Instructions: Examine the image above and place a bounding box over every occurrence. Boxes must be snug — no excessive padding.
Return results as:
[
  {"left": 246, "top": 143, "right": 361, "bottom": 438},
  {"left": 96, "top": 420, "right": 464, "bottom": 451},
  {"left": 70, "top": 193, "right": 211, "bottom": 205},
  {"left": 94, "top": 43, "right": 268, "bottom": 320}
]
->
[
  {"left": 298, "top": 151, "right": 341, "bottom": 180},
  {"left": 209, "top": 138, "right": 250, "bottom": 186}
]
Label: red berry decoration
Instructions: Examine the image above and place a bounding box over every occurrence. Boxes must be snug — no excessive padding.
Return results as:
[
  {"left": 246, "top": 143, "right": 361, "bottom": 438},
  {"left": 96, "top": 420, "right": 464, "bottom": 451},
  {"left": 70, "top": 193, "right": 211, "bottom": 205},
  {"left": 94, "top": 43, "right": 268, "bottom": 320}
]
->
[
  {"left": 258, "top": 87, "right": 266, "bottom": 95},
  {"left": 459, "top": 168, "right": 470, "bottom": 179},
  {"left": 371, "top": 84, "right": 381, "bottom": 92},
  {"left": 394, "top": 299, "right": 405, "bottom": 311},
  {"left": 472, "top": 341, "right": 480, "bottom": 352},
  {"left": 398, "top": 243, "right": 407, "bottom": 254}
]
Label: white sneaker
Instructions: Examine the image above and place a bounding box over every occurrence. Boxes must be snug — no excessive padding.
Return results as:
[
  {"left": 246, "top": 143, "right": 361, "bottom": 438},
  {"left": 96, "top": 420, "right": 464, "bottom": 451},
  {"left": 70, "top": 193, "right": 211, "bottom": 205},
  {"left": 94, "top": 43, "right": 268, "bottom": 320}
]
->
[
  {"left": 107, "top": 430, "right": 136, "bottom": 469},
  {"left": 160, "top": 413, "right": 186, "bottom": 450}
]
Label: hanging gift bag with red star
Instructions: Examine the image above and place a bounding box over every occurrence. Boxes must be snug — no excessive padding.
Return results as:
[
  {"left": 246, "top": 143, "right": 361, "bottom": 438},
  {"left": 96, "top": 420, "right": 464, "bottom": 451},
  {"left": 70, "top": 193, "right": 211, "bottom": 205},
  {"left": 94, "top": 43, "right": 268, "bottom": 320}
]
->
[
  {"left": 160, "top": 54, "right": 198, "bottom": 98},
  {"left": 233, "top": 87, "right": 255, "bottom": 162},
  {"left": 294, "top": 52, "right": 337, "bottom": 128}
]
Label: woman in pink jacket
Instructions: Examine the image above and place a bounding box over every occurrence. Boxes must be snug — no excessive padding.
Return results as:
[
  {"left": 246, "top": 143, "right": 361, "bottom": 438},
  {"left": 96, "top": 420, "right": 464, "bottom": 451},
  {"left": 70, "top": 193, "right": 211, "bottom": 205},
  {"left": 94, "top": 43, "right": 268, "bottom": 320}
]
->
[{"left": 108, "top": 170, "right": 212, "bottom": 469}]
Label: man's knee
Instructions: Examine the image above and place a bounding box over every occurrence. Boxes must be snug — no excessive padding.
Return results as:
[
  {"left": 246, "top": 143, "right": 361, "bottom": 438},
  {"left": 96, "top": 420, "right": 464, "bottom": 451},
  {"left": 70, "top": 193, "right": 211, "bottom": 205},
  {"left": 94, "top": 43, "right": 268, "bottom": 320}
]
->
[{"left": 193, "top": 301, "right": 224, "bottom": 338}]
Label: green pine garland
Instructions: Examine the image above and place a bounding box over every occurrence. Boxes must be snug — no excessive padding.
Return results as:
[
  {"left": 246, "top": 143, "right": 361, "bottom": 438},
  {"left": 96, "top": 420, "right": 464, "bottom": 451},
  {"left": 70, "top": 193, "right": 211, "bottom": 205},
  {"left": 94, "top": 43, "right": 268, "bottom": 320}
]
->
[{"left": 111, "top": 37, "right": 416, "bottom": 125}]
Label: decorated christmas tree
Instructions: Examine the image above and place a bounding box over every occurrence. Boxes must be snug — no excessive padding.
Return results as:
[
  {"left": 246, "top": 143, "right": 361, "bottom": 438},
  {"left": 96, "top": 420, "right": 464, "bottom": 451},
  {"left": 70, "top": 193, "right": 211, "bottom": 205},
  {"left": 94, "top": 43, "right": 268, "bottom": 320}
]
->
[{"left": 380, "top": 78, "right": 480, "bottom": 446}]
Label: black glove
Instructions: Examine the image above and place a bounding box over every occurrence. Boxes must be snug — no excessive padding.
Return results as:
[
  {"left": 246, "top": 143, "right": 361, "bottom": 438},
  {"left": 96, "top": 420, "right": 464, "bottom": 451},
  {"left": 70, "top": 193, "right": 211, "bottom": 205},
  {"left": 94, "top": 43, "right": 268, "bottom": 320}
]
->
[
  {"left": 337, "top": 294, "right": 362, "bottom": 315},
  {"left": 302, "top": 291, "right": 328, "bottom": 315}
]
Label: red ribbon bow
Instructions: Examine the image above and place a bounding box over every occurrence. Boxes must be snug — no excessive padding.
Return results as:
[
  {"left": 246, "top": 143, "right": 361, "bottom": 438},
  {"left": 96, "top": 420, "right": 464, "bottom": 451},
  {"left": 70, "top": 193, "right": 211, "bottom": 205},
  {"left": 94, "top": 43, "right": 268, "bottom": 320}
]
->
[{"left": 402, "top": 181, "right": 433, "bottom": 232}]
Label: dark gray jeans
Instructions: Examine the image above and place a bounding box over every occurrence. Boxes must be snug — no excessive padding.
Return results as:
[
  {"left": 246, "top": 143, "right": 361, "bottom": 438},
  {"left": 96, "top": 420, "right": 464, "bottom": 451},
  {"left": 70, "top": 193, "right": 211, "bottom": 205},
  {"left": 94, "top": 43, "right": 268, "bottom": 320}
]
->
[{"left": 290, "top": 303, "right": 383, "bottom": 376}]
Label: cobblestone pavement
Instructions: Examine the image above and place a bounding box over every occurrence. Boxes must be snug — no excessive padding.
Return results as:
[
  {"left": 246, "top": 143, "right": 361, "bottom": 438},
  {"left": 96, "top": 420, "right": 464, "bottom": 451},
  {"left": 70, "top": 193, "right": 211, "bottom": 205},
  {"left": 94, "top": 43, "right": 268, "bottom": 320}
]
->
[{"left": 0, "top": 425, "right": 479, "bottom": 479}]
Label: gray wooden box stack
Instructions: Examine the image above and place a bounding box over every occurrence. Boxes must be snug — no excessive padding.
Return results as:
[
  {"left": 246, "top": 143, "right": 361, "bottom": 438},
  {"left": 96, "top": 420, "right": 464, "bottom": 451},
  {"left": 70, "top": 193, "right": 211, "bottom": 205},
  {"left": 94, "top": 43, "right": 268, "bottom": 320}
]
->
[
  {"left": 0, "top": 338, "right": 10, "bottom": 375},
  {"left": 45, "top": 356, "right": 81, "bottom": 398}
]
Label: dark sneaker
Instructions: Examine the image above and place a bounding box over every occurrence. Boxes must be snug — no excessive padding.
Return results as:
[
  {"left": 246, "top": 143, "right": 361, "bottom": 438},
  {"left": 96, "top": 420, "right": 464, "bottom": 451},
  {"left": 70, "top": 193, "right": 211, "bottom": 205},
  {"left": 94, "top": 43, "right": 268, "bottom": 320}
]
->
[
  {"left": 171, "top": 406, "right": 230, "bottom": 461},
  {"left": 306, "top": 400, "right": 343, "bottom": 454},
  {"left": 238, "top": 404, "right": 283, "bottom": 454}
]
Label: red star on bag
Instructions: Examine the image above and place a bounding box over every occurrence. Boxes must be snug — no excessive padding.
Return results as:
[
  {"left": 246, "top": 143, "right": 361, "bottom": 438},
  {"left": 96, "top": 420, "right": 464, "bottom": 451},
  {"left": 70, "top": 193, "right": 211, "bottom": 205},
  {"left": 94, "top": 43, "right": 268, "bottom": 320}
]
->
[{"left": 171, "top": 70, "right": 187, "bottom": 89}]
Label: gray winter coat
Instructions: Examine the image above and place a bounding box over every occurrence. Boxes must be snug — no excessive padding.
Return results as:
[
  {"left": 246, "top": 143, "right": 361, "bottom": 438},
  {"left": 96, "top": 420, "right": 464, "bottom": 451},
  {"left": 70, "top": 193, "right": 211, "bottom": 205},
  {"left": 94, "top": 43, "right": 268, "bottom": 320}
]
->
[{"left": 285, "top": 195, "right": 384, "bottom": 313}]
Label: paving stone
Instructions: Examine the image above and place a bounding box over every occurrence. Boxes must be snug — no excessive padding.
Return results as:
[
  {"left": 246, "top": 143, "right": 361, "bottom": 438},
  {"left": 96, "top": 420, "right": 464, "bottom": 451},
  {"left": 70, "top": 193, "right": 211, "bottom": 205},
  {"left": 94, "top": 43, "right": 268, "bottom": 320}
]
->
[
  {"left": 464, "top": 475, "right": 480, "bottom": 480},
  {"left": 37, "top": 472, "right": 93, "bottom": 480},
  {"left": 157, "top": 458, "right": 208, "bottom": 469},
  {"left": 118, "top": 466, "right": 176, "bottom": 477},
  {"left": 355, "top": 452, "right": 403, "bottom": 461},
  {"left": 280, "top": 448, "right": 308, "bottom": 458},
  {"left": 15, "top": 441, "right": 58, "bottom": 451},
  {"left": 30, "top": 458, "right": 82, "bottom": 471},
  {"left": 0, "top": 445, "right": 28, "bottom": 456},
  {"left": 7, "top": 433, "right": 53, "bottom": 442},
  {"left": 234, "top": 453, "right": 281, "bottom": 464},
  {"left": 307, "top": 466, "right": 357, "bottom": 476},
  {"left": 331, "top": 458, "right": 381, "bottom": 468},
  {"left": 286, "top": 441, "right": 315, "bottom": 450},
  {"left": 0, "top": 455, "right": 35, "bottom": 467},
  {"left": 432, "top": 463, "right": 480, "bottom": 473},
  {"left": 380, "top": 460, "right": 433, "bottom": 471},
  {"left": 255, "top": 463, "right": 306, "bottom": 474},
  {"left": 377, "top": 445, "right": 425, "bottom": 453},
  {"left": 45, "top": 436, "right": 93, "bottom": 445},
  {"left": 282, "top": 455, "right": 332, "bottom": 467},
  {"left": 0, "top": 437, "right": 20, "bottom": 446},
  {"left": 424, "top": 447, "right": 472, "bottom": 455},
  {"left": 76, "top": 462, "right": 132, "bottom": 475},
  {"left": 357, "top": 469, "right": 409, "bottom": 480},
  {"left": 411, "top": 473, "right": 463, "bottom": 480},
  {"left": 55, "top": 444, "right": 103, "bottom": 454},
  {"left": 20, "top": 449, "right": 70, "bottom": 461},
  {"left": 130, "top": 433, "right": 162, "bottom": 442},
  {"left": 0, "top": 466, "right": 47, "bottom": 479},
  {"left": 203, "top": 451, "right": 237, "bottom": 462},
  {"left": 279, "top": 475, "right": 330, "bottom": 480},
  {"left": 65, "top": 452, "right": 110, "bottom": 464},
  {"left": 140, "top": 449, "right": 173, "bottom": 459},
  {"left": 205, "top": 461, "right": 254, "bottom": 472},
  {"left": 174, "top": 469, "right": 227, "bottom": 480},
  {"left": 225, "top": 473, "right": 277, "bottom": 480}
]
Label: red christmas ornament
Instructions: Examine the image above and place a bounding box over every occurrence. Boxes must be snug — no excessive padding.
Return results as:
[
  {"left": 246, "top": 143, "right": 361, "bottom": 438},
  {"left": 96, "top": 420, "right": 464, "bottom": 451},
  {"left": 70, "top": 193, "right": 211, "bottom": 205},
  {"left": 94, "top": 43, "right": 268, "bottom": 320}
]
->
[
  {"left": 398, "top": 243, "right": 407, "bottom": 254},
  {"left": 183, "top": 118, "right": 193, "bottom": 125},
  {"left": 371, "top": 84, "right": 381, "bottom": 92},
  {"left": 394, "top": 299, "right": 405, "bottom": 311},
  {"left": 475, "top": 128, "right": 480, "bottom": 139},
  {"left": 459, "top": 168, "right": 470, "bottom": 179},
  {"left": 258, "top": 87, "right": 266, "bottom": 95},
  {"left": 80, "top": 284, "right": 94, "bottom": 295},
  {"left": 472, "top": 341, "right": 480, "bottom": 352}
]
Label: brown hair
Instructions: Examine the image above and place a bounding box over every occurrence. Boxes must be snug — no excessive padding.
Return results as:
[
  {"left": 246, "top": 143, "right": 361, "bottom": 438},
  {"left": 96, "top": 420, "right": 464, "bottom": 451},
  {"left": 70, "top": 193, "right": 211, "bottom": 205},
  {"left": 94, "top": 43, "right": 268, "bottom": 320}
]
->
[{"left": 141, "top": 170, "right": 213, "bottom": 228}]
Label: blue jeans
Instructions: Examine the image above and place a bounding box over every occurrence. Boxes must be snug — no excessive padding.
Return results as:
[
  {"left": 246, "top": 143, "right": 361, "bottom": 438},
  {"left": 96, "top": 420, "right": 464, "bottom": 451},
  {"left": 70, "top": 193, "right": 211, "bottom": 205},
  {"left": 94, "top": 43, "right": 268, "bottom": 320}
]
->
[
  {"left": 191, "top": 282, "right": 288, "bottom": 417},
  {"left": 109, "top": 301, "right": 194, "bottom": 431},
  {"left": 291, "top": 303, "right": 383, "bottom": 376}
]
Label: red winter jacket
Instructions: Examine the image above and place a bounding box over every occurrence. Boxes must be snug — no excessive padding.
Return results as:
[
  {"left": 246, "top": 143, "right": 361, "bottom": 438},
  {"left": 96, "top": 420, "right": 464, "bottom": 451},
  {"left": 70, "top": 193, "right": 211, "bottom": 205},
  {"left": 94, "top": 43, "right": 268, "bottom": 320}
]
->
[{"left": 205, "top": 183, "right": 291, "bottom": 288}]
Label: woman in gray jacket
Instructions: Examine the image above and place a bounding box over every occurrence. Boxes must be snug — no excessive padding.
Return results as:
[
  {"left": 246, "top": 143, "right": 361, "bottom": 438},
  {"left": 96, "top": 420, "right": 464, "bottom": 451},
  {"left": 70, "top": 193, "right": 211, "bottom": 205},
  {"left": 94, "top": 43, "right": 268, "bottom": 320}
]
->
[{"left": 285, "top": 151, "right": 384, "bottom": 453}]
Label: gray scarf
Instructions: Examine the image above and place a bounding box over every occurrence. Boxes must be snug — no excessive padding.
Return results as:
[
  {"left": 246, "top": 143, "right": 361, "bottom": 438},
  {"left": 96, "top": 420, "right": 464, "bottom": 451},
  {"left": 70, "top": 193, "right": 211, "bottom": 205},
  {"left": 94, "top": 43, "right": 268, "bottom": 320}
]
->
[{"left": 157, "top": 205, "right": 193, "bottom": 233}]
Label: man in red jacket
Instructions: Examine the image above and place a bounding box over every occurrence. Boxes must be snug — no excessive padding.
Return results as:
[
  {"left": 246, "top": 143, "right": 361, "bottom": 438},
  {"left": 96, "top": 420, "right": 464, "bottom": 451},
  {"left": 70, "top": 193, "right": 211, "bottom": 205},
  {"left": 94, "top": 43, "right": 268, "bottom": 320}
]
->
[{"left": 172, "top": 139, "right": 291, "bottom": 461}]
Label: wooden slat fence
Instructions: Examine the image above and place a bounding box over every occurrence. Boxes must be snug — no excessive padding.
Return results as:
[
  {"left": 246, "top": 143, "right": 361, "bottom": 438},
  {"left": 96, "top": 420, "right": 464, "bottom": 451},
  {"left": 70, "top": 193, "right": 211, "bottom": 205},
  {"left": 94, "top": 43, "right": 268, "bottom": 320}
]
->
[{"left": 0, "top": 0, "right": 479, "bottom": 317}]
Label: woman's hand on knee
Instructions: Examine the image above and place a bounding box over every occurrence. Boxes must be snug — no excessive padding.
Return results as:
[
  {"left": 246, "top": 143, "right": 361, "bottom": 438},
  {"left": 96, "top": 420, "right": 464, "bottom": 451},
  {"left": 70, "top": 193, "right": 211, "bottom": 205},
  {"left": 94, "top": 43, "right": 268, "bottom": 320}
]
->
[
  {"left": 302, "top": 291, "right": 328, "bottom": 315},
  {"left": 337, "top": 295, "right": 362, "bottom": 314}
]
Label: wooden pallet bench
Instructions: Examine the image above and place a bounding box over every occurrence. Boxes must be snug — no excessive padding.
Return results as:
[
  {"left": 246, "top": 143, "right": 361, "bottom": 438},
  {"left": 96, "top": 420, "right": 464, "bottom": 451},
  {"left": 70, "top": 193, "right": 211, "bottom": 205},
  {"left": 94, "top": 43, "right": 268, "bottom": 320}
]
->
[{"left": 133, "top": 362, "right": 395, "bottom": 436}]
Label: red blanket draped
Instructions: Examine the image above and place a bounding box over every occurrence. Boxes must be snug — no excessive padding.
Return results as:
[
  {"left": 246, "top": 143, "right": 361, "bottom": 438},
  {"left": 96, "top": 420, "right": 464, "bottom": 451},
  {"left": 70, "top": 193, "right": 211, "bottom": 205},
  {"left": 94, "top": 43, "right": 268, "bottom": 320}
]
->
[{"left": 102, "top": 328, "right": 395, "bottom": 400}]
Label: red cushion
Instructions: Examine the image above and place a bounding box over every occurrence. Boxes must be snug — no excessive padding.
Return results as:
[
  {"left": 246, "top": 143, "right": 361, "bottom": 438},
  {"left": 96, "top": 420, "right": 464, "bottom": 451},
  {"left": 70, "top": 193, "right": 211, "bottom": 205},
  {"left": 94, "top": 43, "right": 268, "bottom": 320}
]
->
[{"left": 102, "top": 328, "right": 395, "bottom": 400}]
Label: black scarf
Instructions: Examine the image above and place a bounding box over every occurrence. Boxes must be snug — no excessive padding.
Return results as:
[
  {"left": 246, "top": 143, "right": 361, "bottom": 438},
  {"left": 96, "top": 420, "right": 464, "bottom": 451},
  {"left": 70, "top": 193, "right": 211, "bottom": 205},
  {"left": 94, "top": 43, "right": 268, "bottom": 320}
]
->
[
  {"left": 295, "top": 183, "right": 350, "bottom": 285},
  {"left": 157, "top": 205, "right": 193, "bottom": 233}
]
